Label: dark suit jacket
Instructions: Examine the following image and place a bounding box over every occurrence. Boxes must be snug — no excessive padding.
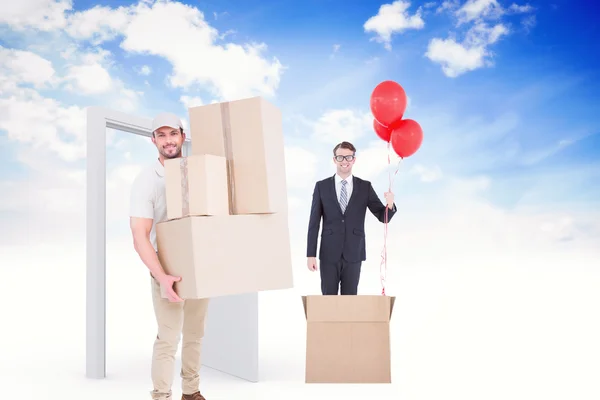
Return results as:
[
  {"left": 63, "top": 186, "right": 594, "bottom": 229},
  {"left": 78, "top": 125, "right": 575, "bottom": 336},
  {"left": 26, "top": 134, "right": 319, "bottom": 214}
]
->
[{"left": 306, "top": 175, "right": 397, "bottom": 263}]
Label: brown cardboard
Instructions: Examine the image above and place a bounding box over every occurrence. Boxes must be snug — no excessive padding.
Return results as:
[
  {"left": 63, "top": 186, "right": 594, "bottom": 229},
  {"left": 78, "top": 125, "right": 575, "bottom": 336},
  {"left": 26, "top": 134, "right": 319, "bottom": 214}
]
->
[
  {"left": 188, "top": 97, "right": 288, "bottom": 215},
  {"left": 164, "top": 154, "right": 229, "bottom": 220},
  {"left": 302, "top": 295, "right": 396, "bottom": 383},
  {"left": 156, "top": 213, "right": 293, "bottom": 299}
]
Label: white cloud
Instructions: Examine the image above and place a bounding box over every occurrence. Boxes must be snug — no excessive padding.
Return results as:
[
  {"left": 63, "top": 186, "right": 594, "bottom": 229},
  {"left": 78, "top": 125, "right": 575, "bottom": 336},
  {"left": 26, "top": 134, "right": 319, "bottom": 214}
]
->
[
  {"left": 180, "top": 95, "right": 204, "bottom": 109},
  {"left": 284, "top": 146, "right": 319, "bottom": 190},
  {"left": 436, "top": 0, "right": 460, "bottom": 13},
  {"left": 364, "top": 0, "right": 425, "bottom": 50},
  {"left": 428, "top": 0, "right": 533, "bottom": 77},
  {"left": 0, "top": 46, "right": 58, "bottom": 91},
  {"left": 65, "top": 63, "right": 113, "bottom": 94},
  {"left": 64, "top": 5, "right": 133, "bottom": 44},
  {"left": 138, "top": 65, "right": 152, "bottom": 76},
  {"left": 59, "top": 47, "right": 142, "bottom": 110},
  {"left": 521, "top": 14, "right": 536, "bottom": 32},
  {"left": 287, "top": 195, "right": 306, "bottom": 215},
  {"left": 425, "top": 21, "right": 509, "bottom": 78},
  {"left": 116, "top": 87, "right": 143, "bottom": 113},
  {"left": 351, "top": 139, "right": 403, "bottom": 180},
  {"left": 329, "top": 44, "right": 340, "bottom": 59},
  {"left": 425, "top": 20, "right": 509, "bottom": 77},
  {"left": 456, "top": 0, "right": 504, "bottom": 24},
  {"left": 0, "top": 0, "right": 131, "bottom": 42},
  {"left": 508, "top": 3, "right": 534, "bottom": 13},
  {"left": 425, "top": 36, "right": 487, "bottom": 77},
  {"left": 0, "top": 0, "right": 71, "bottom": 31},
  {"left": 466, "top": 21, "right": 509, "bottom": 46},
  {"left": 0, "top": 88, "right": 87, "bottom": 162},
  {"left": 409, "top": 164, "right": 443, "bottom": 182},
  {"left": 539, "top": 216, "right": 576, "bottom": 242},
  {"left": 453, "top": 0, "right": 537, "bottom": 24},
  {"left": 311, "top": 109, "right": 372, "bottom": 144},
  {"left": 119, "top": 1, "right": 284, "bottom": 101}
]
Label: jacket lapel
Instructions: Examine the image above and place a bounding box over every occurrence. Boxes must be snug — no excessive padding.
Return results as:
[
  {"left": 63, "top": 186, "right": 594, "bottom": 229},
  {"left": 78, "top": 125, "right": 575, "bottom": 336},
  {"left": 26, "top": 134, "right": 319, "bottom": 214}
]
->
[
  {"left": 344, "top": 176, "right": 358, "bottom": 212},
  {"left": 330, "top": 175, "right": 344, "bottom": 215}
]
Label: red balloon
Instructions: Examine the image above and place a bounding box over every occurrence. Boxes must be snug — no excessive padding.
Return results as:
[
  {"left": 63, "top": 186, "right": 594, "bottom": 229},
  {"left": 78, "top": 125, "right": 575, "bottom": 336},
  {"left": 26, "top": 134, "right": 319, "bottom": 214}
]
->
[
  {"left": 370, "top": 80, "right": 407, "bottom": 127},
  {"left": 390, "top": 119, "right": 423, "bottom": 158},
  {"left": 373, "top": 119, "right": 392, "bottom": 142}
]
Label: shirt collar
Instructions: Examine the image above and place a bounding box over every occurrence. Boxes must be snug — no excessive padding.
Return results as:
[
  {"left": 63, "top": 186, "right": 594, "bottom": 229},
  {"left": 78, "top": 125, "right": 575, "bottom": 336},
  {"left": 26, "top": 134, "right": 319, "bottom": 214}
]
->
[
  {"left": 335, "top": 174, "right": 353, "bottom": 184},
  {"left": 154, "top": 158, "right": 165, "bottom": 177}
]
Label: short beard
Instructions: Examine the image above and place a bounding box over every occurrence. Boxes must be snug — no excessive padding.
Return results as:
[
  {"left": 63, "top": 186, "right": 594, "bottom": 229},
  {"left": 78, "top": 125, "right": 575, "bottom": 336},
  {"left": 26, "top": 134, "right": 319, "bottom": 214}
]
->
[{"left": 160, "top": 147, "right": 182, "bottom": 159}]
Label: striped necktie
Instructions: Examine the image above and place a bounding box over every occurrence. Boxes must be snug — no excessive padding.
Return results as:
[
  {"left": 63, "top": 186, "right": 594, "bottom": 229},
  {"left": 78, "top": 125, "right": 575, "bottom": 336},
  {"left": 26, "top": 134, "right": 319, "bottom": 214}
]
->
[{"left": 339, "top": 179, "right": 348, "bottom": 213}]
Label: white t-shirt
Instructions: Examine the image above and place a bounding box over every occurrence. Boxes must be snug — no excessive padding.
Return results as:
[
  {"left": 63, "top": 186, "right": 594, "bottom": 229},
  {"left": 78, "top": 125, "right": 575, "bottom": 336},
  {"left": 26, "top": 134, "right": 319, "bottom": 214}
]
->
[{"left": 129, "top": 159, "right": 167, "bottom": 251}]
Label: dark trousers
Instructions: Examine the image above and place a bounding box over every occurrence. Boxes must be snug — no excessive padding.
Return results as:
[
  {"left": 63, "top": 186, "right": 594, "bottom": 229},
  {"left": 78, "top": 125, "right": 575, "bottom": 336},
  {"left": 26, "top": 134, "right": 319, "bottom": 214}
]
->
[{"left": 319, "top": 258, "right": 362, "bottom": 295}]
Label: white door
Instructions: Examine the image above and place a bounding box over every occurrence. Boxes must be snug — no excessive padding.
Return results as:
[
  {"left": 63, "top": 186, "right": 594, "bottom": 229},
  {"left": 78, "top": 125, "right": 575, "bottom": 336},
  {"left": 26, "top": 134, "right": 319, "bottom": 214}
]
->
[{"left": 85, "top": 106, "right": 259, "bottom": 382}]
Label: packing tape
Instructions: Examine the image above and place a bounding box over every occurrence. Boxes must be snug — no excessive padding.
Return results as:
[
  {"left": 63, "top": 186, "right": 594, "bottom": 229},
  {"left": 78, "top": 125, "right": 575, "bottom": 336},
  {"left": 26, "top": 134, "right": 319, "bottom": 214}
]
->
[
  {"left": 220, "top": 102, "right": 236, "bottom": 214},
  {"left": 180, "top": 157, "right": 190, "bottom": 217}
]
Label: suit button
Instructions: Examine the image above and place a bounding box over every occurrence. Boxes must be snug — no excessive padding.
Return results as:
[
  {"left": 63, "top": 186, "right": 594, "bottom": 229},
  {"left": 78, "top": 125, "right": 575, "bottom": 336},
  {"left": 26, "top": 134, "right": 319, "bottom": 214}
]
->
[{"left": 342, "top": 220, "right": 345, "bottom": 223}]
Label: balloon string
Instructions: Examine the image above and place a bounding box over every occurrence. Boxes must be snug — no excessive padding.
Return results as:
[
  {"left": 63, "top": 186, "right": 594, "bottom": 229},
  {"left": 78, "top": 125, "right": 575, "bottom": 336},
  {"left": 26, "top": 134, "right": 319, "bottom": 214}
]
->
[{"left": 380, "top": 142, "right": 402, "bottom": 296}]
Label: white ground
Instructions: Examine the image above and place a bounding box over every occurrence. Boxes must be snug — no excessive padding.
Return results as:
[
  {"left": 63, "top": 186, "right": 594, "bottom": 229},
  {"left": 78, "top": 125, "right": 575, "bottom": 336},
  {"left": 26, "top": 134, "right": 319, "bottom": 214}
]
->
[{"left": 2, "top": 242, "right": 599, "bottom": 400}]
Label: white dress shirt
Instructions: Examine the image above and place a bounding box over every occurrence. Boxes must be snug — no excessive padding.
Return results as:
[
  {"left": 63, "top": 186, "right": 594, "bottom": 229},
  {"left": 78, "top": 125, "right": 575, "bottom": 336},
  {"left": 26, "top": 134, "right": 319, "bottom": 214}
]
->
[{"left": 334, "top": 173, "right": 353, "bottom": 203}]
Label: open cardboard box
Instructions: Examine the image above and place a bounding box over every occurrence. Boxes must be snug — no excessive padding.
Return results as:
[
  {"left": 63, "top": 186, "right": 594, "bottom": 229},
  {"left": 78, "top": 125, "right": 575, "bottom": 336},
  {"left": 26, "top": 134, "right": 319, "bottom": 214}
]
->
[{"left": 302, "top": 294, "right": 396, "bottom": 383}]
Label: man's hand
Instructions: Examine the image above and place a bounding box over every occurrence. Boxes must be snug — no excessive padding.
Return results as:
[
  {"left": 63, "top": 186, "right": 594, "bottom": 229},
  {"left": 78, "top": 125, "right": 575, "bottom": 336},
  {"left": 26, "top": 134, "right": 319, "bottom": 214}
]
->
[
  {"left": 157, "top": 273, "right": 183, "bottom": 302},
  {"left": 384, "top": 191, "right": 394, "bottom": 207},
  {"left": 307, "top": 257, "right": 318, "bottom": 272}
]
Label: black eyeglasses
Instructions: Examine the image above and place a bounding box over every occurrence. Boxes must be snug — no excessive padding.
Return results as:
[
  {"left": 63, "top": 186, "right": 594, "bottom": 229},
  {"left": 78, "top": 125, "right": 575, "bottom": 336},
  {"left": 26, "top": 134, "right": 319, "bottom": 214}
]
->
[{"left": 334, "top": 155, "right": 355, "bottom": 162}]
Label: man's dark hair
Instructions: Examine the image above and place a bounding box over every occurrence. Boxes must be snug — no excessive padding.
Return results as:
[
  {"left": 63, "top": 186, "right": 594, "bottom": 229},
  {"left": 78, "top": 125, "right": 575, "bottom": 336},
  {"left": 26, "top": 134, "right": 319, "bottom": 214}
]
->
[{"left": 333, "top": 141, "right": 356, "bottom": 155}]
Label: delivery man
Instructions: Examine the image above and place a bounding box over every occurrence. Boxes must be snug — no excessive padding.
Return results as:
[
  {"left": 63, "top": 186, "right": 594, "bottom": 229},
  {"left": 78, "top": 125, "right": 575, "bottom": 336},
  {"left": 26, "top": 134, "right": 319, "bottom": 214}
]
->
[{"left": 129, "top": 112, "right": 209, "bottom": 400}]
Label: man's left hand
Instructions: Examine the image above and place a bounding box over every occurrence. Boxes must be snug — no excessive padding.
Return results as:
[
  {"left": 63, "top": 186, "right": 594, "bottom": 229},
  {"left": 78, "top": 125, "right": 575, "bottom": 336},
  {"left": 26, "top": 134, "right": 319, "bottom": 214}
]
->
[{"left": 384, "top": 191, "right": 394, "bottom": 207}]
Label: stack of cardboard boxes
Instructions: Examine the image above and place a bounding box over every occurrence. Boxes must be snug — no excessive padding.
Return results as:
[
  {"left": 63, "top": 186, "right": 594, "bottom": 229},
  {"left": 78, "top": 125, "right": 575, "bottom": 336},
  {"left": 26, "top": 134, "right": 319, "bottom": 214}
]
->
[{"left": 155, "top": 96, "right": 293, "bottom": 300}]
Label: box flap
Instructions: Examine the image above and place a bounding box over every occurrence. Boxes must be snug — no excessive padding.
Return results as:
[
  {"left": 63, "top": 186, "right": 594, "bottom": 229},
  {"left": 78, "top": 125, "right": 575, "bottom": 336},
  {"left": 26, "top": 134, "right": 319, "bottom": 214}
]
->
[{"left": 304, "top": 295, "right": 395, "bottom": 322}]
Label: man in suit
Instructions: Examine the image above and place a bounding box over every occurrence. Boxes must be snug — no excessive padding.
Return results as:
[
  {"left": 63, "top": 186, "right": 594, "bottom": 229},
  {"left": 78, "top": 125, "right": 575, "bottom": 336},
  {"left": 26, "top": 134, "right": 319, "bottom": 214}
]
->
[{"left": 306, "top": 141, "right": 397, "bottom": 295}]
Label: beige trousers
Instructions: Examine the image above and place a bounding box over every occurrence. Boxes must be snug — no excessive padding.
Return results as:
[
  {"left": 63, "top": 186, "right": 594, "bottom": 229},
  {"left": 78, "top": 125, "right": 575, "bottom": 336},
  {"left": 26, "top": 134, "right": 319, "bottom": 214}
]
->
[{"left": 149, "top": 277, "right": 210, "bottom": 400}]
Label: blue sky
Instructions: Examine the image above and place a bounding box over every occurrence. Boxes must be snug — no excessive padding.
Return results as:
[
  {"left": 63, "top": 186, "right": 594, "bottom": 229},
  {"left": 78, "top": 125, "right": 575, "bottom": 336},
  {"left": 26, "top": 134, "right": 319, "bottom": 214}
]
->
[{"left": 0, "top": 0, "right": 598, "bottom": 251}]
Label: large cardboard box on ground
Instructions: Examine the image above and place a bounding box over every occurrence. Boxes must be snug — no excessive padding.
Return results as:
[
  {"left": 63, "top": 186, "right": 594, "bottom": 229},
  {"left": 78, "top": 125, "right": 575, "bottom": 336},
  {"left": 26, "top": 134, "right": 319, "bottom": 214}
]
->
[
  {"left": 188, "top": 96, "right": 287, "bottom": 215},
  {"left": 164, "top": 154, "right": 229, "bottom": 220},
  {"left": 156, "top": 213, "right": 293, "bottom": 299},
  {"left": 302, "top": 295, "right": 396, "bottom": 383}
]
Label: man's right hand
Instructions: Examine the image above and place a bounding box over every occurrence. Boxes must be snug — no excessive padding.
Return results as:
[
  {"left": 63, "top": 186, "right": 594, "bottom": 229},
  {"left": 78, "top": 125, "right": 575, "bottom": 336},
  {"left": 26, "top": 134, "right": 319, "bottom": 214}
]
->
[
  {"left": 157, "top": 274, "right": 183, "bottom": 302},
  {"left": 307, "top": 257, "right": 318, "bottom": 272}
]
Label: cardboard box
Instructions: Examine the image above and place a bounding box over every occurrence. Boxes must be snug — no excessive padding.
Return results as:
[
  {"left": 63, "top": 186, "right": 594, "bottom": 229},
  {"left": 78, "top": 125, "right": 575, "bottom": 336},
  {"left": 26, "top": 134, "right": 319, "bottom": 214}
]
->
[
  {"left": 156, "top": 213, "right": 293, "bottom": 299},
  {"left": 302, "top": 295, "right": 396, "bottom": 383},
  {"left": 164, "top": 154, "right": 229, "bottom": 220},
  {"left": 188, "top": 97, "right": 288, "bottom": 215}
]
